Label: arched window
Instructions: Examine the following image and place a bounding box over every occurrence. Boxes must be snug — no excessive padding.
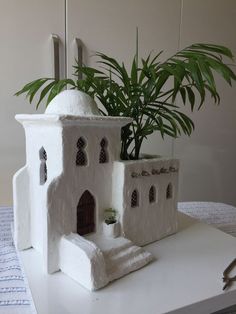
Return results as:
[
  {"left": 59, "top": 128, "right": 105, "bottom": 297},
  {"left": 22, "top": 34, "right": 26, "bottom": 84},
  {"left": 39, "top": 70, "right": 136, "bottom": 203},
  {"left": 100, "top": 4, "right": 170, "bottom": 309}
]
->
[
  {"left": 99, "top": 138, "right": 109, "bottom": 163},
  {"left": 76, "top": 137, "right": 87, "bottom": 166},
  {"left": 166, "top": 183, "right": 173, "bottom": 199},
  {"left": 149, "top": 186, "right": 156, "bottom": 203},
  {"left": 39, "top": 147, "right": 47, "bottom": 185},
  {"left": 131, "top": 189, "right": 139, "bottom": 208}
]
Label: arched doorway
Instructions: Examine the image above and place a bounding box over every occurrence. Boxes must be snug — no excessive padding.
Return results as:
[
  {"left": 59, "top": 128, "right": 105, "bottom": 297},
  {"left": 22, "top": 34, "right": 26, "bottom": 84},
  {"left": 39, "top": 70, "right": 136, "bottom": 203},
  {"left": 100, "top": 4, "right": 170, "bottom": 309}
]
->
[{"left": 77, "top": 190, "right": 95, "bottom": 235}]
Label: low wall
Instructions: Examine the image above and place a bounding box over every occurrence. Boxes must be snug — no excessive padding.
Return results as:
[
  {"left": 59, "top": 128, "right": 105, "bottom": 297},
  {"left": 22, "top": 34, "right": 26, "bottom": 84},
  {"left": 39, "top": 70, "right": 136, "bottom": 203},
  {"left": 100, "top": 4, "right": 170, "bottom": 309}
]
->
[
  {"left": 59, "top": 233, "right": 108, "bottom": 291},
  {"left": 13, "top": 165, "right": 31, "bottom": 250},
  {"left": 112, "top": 157, "right": 179, "bottom": 246}
]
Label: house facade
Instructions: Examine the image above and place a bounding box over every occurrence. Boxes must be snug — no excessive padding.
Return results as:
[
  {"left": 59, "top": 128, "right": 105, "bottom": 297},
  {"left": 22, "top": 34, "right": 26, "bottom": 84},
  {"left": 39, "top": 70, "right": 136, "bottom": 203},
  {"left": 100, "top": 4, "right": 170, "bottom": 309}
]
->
[{"left": 13, "top": 90, "right": 178, "bottom": 289}]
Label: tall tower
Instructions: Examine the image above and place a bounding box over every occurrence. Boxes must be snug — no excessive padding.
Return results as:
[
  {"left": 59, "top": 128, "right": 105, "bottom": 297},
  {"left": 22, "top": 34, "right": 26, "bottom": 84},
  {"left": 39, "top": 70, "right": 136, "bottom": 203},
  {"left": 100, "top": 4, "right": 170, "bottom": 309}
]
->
[{"left": 13, "top": 90, "right": 131, "bottom": 273}]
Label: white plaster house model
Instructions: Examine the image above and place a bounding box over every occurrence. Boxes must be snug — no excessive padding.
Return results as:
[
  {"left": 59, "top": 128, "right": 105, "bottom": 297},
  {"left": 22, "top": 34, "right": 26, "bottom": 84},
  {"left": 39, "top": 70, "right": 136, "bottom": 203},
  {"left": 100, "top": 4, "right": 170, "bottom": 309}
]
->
[{"left": 13, "top": 90, "right": 179, "bottom": 291}]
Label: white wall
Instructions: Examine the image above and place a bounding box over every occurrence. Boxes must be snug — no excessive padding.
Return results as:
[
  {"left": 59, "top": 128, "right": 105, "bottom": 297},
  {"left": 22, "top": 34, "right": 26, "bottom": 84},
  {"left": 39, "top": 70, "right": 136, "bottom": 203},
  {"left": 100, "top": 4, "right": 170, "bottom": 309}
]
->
[
  {"left": 112, "top": 158, "right": 179, "bottom": 246},
  {"left": 1, "top": 0, "right": 236, "bottom": 206},
  {"left": 45, "top": 121, "right": 123, "bottom": 272}
]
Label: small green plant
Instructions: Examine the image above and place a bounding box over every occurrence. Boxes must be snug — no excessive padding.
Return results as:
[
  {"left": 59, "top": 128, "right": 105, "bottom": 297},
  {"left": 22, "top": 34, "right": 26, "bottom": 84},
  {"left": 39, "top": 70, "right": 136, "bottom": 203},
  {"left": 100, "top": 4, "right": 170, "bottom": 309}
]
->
[
  {"left": 104, "top": 208, "right": 117, "bottom": 225},
  {"left": 15, "top": 43, "right": 236, "bottom": 160}
]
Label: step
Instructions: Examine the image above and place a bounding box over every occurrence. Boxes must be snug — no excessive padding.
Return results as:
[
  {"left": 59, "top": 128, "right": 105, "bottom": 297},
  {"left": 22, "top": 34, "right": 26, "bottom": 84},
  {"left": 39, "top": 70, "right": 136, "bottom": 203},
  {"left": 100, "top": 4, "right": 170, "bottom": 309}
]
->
[
  {"left": 106, "top": 245, "right": 144, "bottom": 271},
  {"left": 108, "top": 250, "right": 153, "bottom": 282},
  {"left": 97, "top": 238, "right": 134, "bottom": 258},
  {"left": 65, "top": 233, "right": 99, "bottom": 253},
  {"left": 103, "top": 240, "right": 133, "bottom": 257},
  {"left": 85, "top": 235, "right": 134, "bottom": 257}
]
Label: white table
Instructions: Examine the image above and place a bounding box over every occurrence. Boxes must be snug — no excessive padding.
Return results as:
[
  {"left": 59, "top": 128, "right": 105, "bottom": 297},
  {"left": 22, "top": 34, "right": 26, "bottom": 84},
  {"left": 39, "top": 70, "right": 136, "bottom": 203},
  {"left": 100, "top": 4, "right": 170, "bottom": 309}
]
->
[{"left": 20, "top": 213, "right": 236, "bottom": 314}]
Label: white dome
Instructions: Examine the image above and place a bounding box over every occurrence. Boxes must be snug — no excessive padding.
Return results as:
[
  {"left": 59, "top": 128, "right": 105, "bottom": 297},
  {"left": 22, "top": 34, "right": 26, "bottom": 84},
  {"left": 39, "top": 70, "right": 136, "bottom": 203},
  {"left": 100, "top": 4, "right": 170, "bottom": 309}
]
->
[{"left": 45, "top": 90, "right": 101, "bottom": 116}]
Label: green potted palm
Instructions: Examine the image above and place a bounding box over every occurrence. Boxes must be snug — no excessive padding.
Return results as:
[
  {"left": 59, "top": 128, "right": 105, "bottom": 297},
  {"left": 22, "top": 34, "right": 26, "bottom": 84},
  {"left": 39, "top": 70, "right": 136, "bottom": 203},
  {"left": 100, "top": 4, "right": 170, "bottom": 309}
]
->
[
  {"left": 16, "top": 43, "right": 236, "bottom": 160},
  {"left": 15, "top": 43, "right": 236, "bottom": 244}
]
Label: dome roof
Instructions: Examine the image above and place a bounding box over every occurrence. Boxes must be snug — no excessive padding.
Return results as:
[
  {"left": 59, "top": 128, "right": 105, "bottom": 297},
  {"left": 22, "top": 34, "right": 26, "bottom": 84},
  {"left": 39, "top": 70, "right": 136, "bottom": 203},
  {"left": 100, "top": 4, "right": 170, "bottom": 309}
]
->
[{"left": 45, "top": 90, "right": 101, "bottom": 116}]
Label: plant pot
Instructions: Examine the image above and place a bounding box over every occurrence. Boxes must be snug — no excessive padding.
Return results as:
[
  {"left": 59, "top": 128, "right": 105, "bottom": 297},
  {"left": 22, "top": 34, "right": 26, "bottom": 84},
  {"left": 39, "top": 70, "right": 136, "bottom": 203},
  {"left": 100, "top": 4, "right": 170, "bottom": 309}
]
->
[
  {"left": 111, "top": 155, "right": 179, "bottom": 246},
  {"left": 103, "top": 221, "right": 120, "bottom": 238}
]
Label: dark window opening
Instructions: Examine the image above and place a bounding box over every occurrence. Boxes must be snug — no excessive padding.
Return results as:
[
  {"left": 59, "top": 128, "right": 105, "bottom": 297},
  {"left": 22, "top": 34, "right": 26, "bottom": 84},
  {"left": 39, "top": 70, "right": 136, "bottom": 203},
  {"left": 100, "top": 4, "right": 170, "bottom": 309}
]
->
[
  {"left": 76, "top": 137, "right": 87, "bottom": 166},
  {"left": 131, "top": 189, "right": 139, "bottom": 208},
  {"left": 39, "top": 147, "right": 47, "bottom": 185},
  {"left": 166, "top": 183, "right": 173, "bottom": 199},
  {"left": 99, "top": 138, "right": 108, "bottom": 163},
  {"left": 149, "top": 186, "right": 156, "bottom": 203}
]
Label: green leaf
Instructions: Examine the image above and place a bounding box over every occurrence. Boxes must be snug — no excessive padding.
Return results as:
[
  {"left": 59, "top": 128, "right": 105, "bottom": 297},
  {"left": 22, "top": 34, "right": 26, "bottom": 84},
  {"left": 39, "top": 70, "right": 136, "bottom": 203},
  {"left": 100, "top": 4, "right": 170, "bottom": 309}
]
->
[
  {"left": 180, "top": 87, "right": 186, "bottom": 104},
  {"left": 185, "top": 86, "right": 195, "bottom": 110},
  {"left": 190, "top": 43, "right": 234, "bottom": 60},
  {"left": 197, "top": 57, "right": 216, "bottom": 92},
  {"left": 28, "top": 79, "right": 51, "bottom": 103},
  {"left": 131, "top": 56, "right": 138, "bottom": 84},
  {"left": 46, "top": 81, "right": 63, "bottom": 106},
  {"left": 207, "top": 58, "right": 236, "bottom": 85},
  {"left": 36, "top": 81, "right": 57, "bottom": 109},
  {"left": 14, "top": 42, "right": 236, "bottom": 160},
  {"left": 14, "top": 78, "right": 49, "bottom": 96}
]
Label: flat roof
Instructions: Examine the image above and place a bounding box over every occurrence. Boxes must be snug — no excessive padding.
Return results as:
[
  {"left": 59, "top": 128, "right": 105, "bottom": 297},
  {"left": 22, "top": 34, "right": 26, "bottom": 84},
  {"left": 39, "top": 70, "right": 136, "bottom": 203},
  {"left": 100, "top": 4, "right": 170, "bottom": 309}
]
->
[{"left": 15, "top": 114, "right": 133, "bottom": 127}]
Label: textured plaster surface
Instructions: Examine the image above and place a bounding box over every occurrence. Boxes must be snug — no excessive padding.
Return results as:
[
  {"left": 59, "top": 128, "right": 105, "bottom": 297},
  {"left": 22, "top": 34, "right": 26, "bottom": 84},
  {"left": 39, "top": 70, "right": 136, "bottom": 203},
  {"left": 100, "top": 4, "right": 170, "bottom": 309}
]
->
[
  {"left": 112, "top": 157, "right": 179, "bottom": 246},
  {"left": 13, "top": 90, "right": 178, "bottom": 290},
  {"left": 13, "top": 165, "right": 31, "bottom": 250},
  {"left": 59, "top": 233, "right": 108, "bottom": 291},
  {"left": 45, "top": 90, "right": 101, "bottom": 116},
  {"left": 14, "top": 95, "right": 130, "bottom": 274},
  {"left": 18, "top": 121, "right": 63, "bottom": 272},
  {"left": 15, "top": 114, "right": 132, "bottom": 126},
  {"left": 60, "top": 233, "right": 153, "bottom": 291},
  {"left": 102, "top": 222, "right": 120, "bottom": 238},
  {"left": 46, "top": 123, "right": 123, "bottom": 273}
]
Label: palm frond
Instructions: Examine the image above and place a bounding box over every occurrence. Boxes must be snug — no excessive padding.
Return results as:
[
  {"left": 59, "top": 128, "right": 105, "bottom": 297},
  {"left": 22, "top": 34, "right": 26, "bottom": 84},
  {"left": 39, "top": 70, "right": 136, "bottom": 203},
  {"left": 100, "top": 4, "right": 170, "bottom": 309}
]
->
[{"left": 15, "top": 43, "right": 236, "bottom": 160}]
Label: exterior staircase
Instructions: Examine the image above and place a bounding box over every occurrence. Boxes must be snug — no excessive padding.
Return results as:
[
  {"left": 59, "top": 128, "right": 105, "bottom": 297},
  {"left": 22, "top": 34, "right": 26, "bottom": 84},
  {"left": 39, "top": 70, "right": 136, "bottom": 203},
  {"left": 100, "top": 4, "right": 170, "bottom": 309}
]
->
[
  {"left": 85, "top": 235, "right": 153, "bottom": 283},
  {"left": 60, "top": 233, "right": 153, "bottom": 291}
]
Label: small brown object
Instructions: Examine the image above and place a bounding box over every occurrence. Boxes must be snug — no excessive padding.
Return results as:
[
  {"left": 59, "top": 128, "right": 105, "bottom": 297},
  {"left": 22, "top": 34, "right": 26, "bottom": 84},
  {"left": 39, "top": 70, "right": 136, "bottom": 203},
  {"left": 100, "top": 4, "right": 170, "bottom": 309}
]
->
[
  {"left": 222, "top": 258, "right": 236, "bottom": 290},
  {"left": 160, "top": 167, "right": 169, "bottom": 174},
  {"left": 151, "top": 169, "right": 160, "bottom": 175}
]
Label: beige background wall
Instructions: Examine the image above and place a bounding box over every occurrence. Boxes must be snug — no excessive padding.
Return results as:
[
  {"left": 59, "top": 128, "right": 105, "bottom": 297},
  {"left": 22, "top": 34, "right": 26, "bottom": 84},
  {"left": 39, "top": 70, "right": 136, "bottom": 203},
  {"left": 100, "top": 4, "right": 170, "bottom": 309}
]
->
[
  {"left": 0, "top": 0, "right": 236, "bottom": 206},
  {"left": 175, "top": 0, "right": 236, "bottom": 204},
  {"left": 66, "top": 0, "right": 181, "bottom": 158},
  {"left": 0, "top": 0, "right": 65, "bottom": 205}
]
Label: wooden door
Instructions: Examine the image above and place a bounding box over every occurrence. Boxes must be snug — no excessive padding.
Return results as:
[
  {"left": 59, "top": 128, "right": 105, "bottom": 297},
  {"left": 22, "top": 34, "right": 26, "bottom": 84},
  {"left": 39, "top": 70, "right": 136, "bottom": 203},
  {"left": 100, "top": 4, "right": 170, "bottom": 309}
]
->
[{"left": 77, "top": 190, "right": 95, "bottom": 235}]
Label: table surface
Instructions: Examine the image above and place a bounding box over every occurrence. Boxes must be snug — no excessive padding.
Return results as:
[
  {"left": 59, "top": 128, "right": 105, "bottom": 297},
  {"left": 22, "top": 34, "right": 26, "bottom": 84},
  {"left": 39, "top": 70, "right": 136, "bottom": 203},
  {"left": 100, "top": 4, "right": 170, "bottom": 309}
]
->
[{"left": 20, "top": 212, "right": 236, "bottom": 314}]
